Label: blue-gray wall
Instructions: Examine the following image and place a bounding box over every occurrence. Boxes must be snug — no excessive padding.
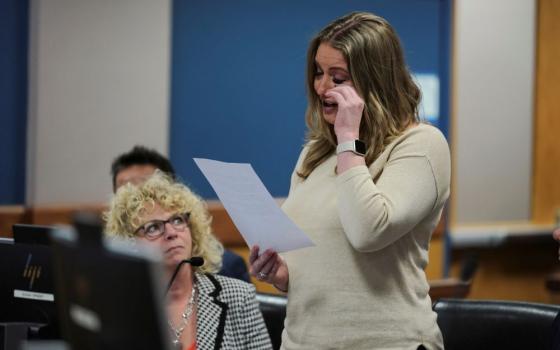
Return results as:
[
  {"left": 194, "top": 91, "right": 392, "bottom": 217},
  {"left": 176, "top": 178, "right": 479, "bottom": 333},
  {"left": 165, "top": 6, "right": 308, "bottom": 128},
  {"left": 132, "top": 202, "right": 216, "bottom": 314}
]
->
[
  {"left": 0, "top": 0, "right": 450, "bottom": 203},
  {"left": 170, "top": 0, "right": 450, "bottom": 198},
  {"left": 0, "top": 0, "right": 28, "bottom": 204}
]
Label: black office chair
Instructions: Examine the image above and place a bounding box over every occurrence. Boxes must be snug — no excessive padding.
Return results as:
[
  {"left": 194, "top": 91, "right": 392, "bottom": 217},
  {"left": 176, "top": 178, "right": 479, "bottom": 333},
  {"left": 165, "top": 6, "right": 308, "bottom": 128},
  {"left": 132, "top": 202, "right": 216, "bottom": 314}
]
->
[
  {"left": 256, "top": 293, "right": 286, "bottom": 350},
  {"left": 433, "top": 298, "right": 560, "bottom": 350}
]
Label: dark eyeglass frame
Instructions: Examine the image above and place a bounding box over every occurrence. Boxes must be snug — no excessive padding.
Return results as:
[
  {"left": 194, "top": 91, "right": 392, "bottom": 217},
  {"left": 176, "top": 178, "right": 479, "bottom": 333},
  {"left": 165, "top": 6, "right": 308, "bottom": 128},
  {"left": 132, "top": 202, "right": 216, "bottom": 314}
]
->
[{"left": 133, "top": 212, "right": 190, "bottom": 240}]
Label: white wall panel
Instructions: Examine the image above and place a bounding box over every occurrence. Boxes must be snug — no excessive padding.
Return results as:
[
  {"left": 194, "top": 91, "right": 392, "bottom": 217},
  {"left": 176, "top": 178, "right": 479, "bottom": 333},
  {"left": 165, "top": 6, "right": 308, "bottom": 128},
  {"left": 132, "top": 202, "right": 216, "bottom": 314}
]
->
[
  {"left": 27, "top": 0, "right": 171, "bottom": 204},
  {"left": 452, "top": 0, "right": 535, "bottom": 224}
]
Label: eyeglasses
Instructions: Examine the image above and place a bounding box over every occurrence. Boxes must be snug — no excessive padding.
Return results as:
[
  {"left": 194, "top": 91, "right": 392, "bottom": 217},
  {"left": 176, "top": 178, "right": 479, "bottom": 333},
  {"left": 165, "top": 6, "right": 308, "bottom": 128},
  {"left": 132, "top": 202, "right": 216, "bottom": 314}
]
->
[{"left": 134, "top": 213, "right": 190, "bottom": 240}]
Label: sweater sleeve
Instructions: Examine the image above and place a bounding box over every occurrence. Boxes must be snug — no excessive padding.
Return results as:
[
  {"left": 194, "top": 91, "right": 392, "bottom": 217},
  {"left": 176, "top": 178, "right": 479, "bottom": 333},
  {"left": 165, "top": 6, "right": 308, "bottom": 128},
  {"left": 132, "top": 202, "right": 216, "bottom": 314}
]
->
[{"left": 335, "top": 130, "right": 449, "bottom": 252}]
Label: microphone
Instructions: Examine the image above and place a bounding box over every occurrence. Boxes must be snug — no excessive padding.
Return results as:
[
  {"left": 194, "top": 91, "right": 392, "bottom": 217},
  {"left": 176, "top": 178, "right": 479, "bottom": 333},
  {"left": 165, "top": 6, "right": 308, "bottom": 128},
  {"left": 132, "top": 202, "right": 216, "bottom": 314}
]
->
[
  {"left": 166, "top": 257, "right": 205, "bottom": 293},
  {"left": 184, "top": 256, "right": 204, "bottom": 267}
]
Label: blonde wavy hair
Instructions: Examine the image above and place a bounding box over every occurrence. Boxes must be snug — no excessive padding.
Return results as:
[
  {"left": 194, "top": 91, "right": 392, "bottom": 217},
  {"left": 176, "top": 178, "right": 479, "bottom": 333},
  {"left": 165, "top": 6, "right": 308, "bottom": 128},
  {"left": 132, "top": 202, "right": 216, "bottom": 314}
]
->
[
  {"left": 104, "top": 171, "right": 223, "bottom": 274},
  {"left": 298, "top": 11, "right": 421, "bottom": 178}
]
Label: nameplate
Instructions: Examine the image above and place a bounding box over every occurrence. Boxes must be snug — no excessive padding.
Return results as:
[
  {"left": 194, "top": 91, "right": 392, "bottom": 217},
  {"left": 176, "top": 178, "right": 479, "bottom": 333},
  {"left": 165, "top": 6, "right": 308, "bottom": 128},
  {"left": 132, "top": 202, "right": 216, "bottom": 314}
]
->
[{"left": 14, "top": 289, "right": 55, "bottom": 302}]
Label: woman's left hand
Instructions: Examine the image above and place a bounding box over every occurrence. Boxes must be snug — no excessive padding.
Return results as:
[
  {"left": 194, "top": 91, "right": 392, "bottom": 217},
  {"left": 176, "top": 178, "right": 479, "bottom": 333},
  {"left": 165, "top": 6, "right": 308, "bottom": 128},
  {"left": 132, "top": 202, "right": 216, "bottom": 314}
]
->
[
  {"left": 325, "top": 85, "right": 365, "bottom": 142},
  {"left": 249, "top": 245, "right": 289, "bottom": 292}
]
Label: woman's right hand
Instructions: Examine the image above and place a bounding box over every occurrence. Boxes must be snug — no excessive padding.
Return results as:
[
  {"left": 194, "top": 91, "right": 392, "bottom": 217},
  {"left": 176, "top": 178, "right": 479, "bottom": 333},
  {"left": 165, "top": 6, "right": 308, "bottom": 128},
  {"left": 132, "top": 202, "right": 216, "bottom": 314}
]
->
[
  {"left": 325, "top": 85, "right": 364, "bottom": 143},
  {"left": 249, "top": 245, "right": 289, "bottom": 292}
]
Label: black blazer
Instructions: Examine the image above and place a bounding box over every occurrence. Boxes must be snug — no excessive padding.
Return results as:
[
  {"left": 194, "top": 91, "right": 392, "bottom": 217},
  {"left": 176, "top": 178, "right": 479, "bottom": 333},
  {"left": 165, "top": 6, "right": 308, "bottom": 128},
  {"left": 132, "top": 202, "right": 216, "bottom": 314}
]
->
[{"left": 195, "top": 273, "right": 272, "bottom": 350}]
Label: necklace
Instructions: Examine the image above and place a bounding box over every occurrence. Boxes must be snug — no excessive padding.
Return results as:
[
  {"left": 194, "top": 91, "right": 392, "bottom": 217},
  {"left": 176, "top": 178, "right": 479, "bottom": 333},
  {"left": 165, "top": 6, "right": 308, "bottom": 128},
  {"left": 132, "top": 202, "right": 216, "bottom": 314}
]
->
[{"left": 169, "top": 284, "right": 197, "bottom": 345}]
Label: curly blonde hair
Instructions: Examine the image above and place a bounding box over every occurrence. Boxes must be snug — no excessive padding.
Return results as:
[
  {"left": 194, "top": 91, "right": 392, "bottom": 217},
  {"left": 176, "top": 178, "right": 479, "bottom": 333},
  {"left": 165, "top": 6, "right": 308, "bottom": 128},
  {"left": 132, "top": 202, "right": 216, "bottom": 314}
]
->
[
  {"left": 104, "top": 171, "right": 223, "bottom": 274},
  {"left": 298, "top": 12, "right": 421, "bottom": 178}
]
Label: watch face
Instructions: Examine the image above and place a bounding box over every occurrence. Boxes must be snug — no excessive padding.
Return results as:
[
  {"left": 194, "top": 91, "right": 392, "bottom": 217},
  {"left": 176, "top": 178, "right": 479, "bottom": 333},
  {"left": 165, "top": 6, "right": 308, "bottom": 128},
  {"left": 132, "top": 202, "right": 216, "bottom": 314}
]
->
[{"left": 355, "top": 140, "right": 366, "bottom": 155}]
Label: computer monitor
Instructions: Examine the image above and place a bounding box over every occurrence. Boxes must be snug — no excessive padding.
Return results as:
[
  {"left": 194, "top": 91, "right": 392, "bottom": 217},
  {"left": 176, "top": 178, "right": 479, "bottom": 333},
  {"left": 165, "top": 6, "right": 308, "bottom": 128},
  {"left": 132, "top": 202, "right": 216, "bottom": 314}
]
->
[
  {"left": 13, "top": 224, "right": 55, "bottom": 246},
  {"left": 50, "top": 225, "right": 173, "bottom": 350},
  {"left": 0, "top": 239, "right": 60, "bottom": 339}
]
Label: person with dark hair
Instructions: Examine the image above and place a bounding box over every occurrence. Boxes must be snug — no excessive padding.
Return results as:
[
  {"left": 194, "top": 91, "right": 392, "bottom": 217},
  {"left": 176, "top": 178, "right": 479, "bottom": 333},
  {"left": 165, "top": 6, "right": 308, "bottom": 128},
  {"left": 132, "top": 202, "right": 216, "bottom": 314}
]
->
[
  {"left": 111, "top": 145, "right": 251, "bottom": 283},
  {"left": 111, "top": 145, "right": 176, "bottom": 192},
  {"left": 249, "top": 12, "right": 450, "bottom": 349}
]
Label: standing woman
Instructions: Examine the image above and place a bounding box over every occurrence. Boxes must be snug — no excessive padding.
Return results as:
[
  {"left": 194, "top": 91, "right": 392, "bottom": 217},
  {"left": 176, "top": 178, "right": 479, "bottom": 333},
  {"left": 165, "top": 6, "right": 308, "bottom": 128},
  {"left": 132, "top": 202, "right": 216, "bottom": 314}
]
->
[
  {"left": 250, "top": 12, "right": 450, "bottom": 350},
  {"left": 105, "top": 172, "right": 272, "bottom": 350}
]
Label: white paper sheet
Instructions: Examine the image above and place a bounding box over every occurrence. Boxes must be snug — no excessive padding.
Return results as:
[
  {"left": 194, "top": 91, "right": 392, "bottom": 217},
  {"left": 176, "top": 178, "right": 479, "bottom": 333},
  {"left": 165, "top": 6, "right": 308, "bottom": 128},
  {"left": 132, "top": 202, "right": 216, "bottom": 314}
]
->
[{"left": 194, "top": 158, "right": 314, "bottom": 253}]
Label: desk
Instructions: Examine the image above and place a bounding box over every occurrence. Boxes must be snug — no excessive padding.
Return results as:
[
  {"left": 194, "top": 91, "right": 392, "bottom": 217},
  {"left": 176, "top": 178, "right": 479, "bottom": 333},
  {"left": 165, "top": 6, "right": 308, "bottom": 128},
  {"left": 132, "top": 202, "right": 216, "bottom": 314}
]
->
[
  {"left": 450, "top": 223, "right": 555, "bottom": 249},
  {"left": 449, "top": 223, "right": 558, "bottom": 302}
]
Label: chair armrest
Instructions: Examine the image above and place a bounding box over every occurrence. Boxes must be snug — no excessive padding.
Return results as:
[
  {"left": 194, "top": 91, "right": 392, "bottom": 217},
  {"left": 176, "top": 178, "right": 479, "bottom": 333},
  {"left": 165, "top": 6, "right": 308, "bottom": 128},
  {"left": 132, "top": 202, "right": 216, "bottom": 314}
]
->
[{"left": 429, "top": 278, "right": 471, "bottom": 300}]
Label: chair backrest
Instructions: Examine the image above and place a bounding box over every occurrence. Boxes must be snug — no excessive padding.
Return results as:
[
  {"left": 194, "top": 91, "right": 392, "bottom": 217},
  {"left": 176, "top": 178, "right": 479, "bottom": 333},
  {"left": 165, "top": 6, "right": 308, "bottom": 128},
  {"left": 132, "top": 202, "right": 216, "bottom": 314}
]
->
[
  {"left": 256, "top": 293, "right": 286, "bottom": 350},
  {"left": 433, "top": 298, "right": 560, "bottom": 350}
]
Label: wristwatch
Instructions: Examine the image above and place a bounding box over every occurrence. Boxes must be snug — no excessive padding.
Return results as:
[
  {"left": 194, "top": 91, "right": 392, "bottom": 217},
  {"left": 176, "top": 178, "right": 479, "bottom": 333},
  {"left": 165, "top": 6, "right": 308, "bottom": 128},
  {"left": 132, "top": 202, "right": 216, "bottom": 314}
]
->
[{"left": 336, "top": 140, "right": 366, "bottom": 156}]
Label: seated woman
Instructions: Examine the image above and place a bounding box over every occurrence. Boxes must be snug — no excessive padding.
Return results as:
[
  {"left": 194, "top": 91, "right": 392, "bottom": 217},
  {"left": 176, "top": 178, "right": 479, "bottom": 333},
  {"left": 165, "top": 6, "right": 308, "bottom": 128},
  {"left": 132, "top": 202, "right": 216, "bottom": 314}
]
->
[{"left": 104, "top": 171, "right": 272, "bottom": 350}]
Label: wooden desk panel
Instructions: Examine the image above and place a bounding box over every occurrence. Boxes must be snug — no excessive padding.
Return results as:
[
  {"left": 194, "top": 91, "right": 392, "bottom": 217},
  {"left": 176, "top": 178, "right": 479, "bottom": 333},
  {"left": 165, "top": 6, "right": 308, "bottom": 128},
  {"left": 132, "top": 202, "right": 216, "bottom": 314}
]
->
[
  {"left": 14, "top": 202, "right": 448, "bottom": 296},
  {"left": 26, "top": 204, "right": 107, "bottom": 226},
  {"left": 0, "top": 205, "right": 26, "bottom": 238},
  {"left": 451, "top": 242, "right": 558, "bottom": 303}
]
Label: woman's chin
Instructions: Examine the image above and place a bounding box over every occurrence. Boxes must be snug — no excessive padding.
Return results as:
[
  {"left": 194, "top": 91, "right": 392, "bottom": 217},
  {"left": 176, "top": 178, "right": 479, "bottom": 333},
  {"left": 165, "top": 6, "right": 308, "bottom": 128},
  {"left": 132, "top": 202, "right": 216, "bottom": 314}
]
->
[
  {"left": 164, "top": 254, "right": 188, "bottom": 268},
  {"left": 322, "top": 113, "right": 336, "bottom": 125},
  {"left": 321, "top": 106, "right": 337, "bottom": 125}
]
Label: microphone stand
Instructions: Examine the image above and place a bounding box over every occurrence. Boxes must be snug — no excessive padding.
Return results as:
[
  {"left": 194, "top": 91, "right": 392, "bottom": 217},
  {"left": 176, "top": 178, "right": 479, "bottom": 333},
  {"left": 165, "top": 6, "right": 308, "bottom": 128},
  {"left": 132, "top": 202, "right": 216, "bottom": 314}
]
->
[{"left": 166, "top": 257, "right": 204, "bottom": 294}]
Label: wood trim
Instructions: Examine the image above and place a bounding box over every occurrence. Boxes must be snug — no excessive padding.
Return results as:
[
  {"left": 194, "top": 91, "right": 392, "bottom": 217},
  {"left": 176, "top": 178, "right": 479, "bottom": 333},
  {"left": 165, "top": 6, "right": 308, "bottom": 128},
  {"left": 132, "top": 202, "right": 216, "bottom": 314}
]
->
[
  {"left": 18, "top": 202, "right": 247, "bottom": 246},
  {"left": 206, "top": 201, "right": 245, "bottom": 247},
  {"left": 532, "top": 0, "right": 560, "bottom": 223},
  {"left": 428, "top": 278, "right": 471, "bottom": 300},
  {"left": 16, "top": 201, "right": 445, "bottom": 248},
  {"left": 432, "top": 212, "right": 445, "bottom": 238},
  {"left": 0, "top": 205, "right": 27, "bottom": 238},
  {"left": 208, "top": 200, "right": 445, "bottom": 245},
  {"left": 9, "top": 202, "right": 251, "bottom": 247},
  {"left": 26, "top": 204, "right": 107, "bottom": 226}
]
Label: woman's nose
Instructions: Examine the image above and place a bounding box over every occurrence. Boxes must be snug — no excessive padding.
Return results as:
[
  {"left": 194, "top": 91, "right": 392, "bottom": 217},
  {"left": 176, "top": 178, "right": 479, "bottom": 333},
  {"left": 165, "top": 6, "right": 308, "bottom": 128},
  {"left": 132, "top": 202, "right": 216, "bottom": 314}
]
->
[
  {"left": 316, "top": 75, "right": 334, "bottom": 96},
  {"left": 163, "top": 223, "right": 178, "bottom": 239}
]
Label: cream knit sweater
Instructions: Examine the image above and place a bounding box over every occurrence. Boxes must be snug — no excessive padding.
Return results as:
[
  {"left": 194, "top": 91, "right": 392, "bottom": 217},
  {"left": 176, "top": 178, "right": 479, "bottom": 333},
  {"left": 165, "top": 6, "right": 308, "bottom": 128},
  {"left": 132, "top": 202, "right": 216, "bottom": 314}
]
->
[{"left": 280, "top": 124, "right": 450, "bottom": 350}]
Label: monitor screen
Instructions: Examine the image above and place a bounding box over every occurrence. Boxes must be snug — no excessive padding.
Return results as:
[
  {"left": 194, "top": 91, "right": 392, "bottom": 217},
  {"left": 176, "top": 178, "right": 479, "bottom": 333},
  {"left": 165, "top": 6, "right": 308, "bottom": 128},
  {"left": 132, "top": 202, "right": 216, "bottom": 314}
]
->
[
  {"left": 13, "top": 224, "right": 55, "bottom": 246},
  {"left": 50, "top": 227, "right": 172, "bottom": 350},
  {"left": 0, "top": 239, "right": 60, "bottom": 339}
]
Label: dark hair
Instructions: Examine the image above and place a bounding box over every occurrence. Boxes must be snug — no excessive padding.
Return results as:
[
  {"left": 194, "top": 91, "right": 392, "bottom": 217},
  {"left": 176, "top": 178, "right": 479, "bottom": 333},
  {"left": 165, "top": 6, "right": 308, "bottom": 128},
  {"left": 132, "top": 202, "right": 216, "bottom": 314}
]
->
[{"left": 110, "top": 145, "right": 175, "bottom": 191}]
